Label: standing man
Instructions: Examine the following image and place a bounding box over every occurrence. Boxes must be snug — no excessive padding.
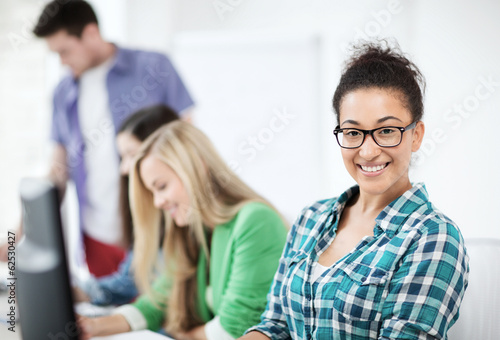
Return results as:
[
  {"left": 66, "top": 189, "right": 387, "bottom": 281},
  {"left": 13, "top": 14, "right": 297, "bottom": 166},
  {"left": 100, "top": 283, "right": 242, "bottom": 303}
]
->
[{"left": 1, "top": 0, "right": 194, "bottom": 277}]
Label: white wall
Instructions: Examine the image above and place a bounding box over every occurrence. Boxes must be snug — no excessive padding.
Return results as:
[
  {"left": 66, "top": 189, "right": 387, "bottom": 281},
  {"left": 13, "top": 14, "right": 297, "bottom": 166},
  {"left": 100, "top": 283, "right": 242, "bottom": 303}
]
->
[
  {"left": 170, "top": 31, "right": 326, "bottom": 222},
  {"left": 1, "top": 1, "right": 499, "bottom": 243},
  {"left": 409, "top": 1, "right": 500, "bottom": 240},
  {"left": 0, "top": 1, "right": 49, "bottom": 246}
]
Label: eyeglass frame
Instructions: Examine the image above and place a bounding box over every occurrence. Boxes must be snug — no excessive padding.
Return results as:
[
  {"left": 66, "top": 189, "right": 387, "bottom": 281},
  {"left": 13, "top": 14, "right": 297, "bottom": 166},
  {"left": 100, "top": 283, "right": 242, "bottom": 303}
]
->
[{"left": 333, "top": 121, "right": 417, "bottom": 149}]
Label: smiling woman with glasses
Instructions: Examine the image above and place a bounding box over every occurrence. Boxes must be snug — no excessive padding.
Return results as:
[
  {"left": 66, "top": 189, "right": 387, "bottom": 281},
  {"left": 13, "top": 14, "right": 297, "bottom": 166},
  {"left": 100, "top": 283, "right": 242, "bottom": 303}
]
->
[{"left": 242, "top": 41, "right": 469, "bottom": 340}]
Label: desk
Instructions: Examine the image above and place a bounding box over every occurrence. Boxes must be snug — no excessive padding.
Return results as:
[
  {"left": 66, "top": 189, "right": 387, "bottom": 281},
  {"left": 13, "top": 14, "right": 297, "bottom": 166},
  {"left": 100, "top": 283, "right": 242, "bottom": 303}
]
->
[
  {"left": 0, "top": 324, "right": 170, "bottom": 340},
  {"left": 92, "top": 330, "right": 172, "bottom": 339}
]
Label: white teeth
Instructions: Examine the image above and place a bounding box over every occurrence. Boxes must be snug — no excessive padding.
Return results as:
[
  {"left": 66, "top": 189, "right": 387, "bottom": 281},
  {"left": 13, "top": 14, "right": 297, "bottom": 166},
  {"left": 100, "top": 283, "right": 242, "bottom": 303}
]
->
[{"left": 361, "top": 164, "right": 387, "bottom": 172}]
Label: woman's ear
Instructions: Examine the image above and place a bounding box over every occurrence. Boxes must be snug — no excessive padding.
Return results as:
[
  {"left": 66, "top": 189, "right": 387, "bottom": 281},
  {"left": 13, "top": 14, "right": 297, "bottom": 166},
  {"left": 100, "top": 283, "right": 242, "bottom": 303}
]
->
[{"left": 411, "top": 121, "right": 425, "bottom": 152}]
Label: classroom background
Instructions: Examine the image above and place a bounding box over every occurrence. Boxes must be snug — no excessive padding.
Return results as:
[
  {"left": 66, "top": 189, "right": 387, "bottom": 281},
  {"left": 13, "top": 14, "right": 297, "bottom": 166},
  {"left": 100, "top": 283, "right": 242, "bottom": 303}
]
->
[{"left": 1, "top": 0, "right": 499, "bottom": 254}]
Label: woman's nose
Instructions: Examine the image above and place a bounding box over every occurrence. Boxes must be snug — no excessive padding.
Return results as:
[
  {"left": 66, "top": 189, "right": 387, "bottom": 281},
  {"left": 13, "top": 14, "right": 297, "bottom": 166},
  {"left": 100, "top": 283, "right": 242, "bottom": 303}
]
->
[{"left": 358, "top": 135, "right": 382, "bottom": 160}]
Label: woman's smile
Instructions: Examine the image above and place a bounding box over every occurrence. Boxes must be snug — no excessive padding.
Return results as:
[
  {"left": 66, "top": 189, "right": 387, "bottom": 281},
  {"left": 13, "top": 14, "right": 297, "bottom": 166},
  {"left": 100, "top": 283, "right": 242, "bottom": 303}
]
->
[{"left": 358, "top": 162, "right": 390, "bottom": 176}]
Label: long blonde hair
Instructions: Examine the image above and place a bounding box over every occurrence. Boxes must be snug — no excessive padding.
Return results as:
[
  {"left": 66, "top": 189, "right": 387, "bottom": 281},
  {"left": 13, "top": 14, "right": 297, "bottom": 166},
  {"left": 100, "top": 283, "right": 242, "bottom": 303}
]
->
[{"left": 129, "top": 121, "right": 276, "bottom": 333}]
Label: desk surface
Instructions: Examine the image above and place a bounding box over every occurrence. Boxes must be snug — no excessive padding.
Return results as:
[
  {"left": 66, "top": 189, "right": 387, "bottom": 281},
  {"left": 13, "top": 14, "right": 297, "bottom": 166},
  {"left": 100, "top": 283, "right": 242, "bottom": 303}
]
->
[
  {"left": 0, "top": 326, "right": 170, "bottom": 340},
  {"left": 92, "top": 330, "right": 172, "bottom": 339}
]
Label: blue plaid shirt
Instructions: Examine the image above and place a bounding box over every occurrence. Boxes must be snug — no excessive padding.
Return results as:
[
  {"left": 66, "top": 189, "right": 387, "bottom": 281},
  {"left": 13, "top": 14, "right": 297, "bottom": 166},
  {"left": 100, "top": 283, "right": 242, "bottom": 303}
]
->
[{"left": 247, "top": 183, "right": 469, "bottom": 339}]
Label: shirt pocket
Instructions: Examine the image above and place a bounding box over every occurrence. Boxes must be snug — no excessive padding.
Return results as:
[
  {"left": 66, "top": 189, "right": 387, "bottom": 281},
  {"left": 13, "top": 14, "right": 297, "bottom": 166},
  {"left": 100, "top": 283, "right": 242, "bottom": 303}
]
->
[
  {"left": 281, "top": 250, "right": 309, "bottom": 313},
  {"left": 332, "top": 262, "right": 389, "bottom": 322}
]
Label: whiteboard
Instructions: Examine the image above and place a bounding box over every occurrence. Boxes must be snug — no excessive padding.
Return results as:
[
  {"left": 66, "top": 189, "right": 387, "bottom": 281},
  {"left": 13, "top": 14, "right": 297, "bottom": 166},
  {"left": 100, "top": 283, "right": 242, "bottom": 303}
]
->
[{"left": 171, "top": 32, "right": 323, "bottom": 223}]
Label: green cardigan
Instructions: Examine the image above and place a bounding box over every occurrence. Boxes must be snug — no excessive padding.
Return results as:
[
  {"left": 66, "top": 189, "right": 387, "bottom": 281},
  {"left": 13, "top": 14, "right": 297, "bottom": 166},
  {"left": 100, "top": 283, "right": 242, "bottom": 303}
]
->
[{"left": 131, "top": 202, "right": 288, "bottom": 337}]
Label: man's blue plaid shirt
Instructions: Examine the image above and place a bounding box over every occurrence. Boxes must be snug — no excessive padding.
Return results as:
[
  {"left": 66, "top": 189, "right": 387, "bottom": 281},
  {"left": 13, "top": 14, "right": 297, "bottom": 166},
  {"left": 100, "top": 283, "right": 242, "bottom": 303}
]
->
[{"left": 247, "top": 183, "right": 469, "bottom": 339}]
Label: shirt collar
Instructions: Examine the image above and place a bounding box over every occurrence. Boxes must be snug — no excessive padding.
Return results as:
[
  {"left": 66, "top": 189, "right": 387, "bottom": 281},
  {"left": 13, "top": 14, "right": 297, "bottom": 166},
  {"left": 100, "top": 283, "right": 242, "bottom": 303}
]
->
[
  {"left": 66, "top": 44, "right": 123, "bottom": 82},
  {"left": 303, "top": 185, "right": 359, "bottom": 227},
  {"left": 110, "top": 45, "right": 130, "bottom": 73},
  {"left": 375, "top": 182, "right": 429, "bottom": 238},
  {"left": 328, "top": 182, "right": 429, "bottom": 238},
  {"left": 332, "top": 184, "right": 359, "bottom": 216}
]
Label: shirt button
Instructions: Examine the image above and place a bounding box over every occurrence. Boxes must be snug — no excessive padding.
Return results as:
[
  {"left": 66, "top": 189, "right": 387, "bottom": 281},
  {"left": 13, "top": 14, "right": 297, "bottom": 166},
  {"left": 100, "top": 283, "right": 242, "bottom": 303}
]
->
[{"left": 361, "top": 277, "right": 366, "bottom": 282}]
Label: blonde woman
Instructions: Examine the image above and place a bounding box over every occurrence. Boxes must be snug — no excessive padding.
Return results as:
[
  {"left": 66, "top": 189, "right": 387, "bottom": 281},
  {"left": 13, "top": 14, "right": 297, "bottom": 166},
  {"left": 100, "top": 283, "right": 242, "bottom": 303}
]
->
[{"left": 80, "top": 121, "right": 288, "bottom": 340}]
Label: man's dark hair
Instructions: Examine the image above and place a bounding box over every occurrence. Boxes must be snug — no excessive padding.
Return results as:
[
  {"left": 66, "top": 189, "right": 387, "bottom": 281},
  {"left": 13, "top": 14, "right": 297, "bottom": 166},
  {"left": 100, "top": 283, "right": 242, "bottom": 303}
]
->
[{"left": 33, "top": 0, "right": 98, "bottom": 38}]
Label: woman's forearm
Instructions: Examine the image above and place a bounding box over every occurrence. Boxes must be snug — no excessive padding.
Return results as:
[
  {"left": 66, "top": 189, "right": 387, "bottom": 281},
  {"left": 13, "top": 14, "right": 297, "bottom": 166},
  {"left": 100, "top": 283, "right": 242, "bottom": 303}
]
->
[{"left": 79, "top": 314, "right": 131, "bottom": 339}]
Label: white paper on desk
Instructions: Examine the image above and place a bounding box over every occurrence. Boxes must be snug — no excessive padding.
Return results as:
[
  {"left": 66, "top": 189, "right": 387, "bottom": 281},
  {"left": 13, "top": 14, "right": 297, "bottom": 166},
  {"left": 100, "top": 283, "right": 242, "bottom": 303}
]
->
[{"left": 92, "top": 330, "right": 174, "bottom": 340}]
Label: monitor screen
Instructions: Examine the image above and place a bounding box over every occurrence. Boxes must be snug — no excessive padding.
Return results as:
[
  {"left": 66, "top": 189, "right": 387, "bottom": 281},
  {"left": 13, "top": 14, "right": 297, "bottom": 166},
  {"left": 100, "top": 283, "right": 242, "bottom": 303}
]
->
[{"left": 17, "top": 178, "right": 79, "bottom": 340}]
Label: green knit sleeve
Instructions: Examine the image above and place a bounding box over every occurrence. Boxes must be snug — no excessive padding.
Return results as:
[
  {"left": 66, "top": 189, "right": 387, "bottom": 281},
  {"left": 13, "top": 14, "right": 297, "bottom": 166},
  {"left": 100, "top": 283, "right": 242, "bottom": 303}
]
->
[
  {"left": 217, "top": 202, "right": 288, "bottom": 337},
  {"left": 131, "top": 274, "right": 172, "bottom": 332}
]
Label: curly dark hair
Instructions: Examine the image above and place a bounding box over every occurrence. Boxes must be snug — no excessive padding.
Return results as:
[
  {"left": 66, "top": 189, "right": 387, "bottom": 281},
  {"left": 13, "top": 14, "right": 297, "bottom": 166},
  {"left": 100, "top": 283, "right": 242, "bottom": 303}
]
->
[{"left": 332, "top": 40, "right": 426, "bottom": 124}]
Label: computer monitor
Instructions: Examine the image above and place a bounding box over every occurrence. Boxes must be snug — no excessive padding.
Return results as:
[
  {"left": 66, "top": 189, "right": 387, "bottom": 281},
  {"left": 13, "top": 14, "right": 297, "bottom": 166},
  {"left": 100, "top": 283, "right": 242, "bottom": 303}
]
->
[{"left": 17, "top": 178, "right": 79, "bottom": 340}]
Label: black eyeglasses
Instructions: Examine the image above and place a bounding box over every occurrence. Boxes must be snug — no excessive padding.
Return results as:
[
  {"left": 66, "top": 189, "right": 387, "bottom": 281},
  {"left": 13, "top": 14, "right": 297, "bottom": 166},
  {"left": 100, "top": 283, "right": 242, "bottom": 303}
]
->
[{"left": 333, "top": 122, "right": 416, "bottom": 149}]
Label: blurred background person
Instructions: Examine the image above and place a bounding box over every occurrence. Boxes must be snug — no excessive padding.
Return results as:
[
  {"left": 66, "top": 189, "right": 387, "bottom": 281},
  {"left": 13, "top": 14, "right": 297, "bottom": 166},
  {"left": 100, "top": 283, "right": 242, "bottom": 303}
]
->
[
  {"left": 79, "top": 121, "right": 288, "bottom": 340},
  {"left": 72, "top": 104, "right": 179, "bottom": 306}
]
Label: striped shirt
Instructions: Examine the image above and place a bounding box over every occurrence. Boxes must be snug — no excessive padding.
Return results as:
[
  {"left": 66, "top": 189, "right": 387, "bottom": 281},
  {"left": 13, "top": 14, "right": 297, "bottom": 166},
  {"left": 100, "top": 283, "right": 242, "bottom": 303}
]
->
[{"left": 247, "top": 183, "right": 469, "bottom": 339}]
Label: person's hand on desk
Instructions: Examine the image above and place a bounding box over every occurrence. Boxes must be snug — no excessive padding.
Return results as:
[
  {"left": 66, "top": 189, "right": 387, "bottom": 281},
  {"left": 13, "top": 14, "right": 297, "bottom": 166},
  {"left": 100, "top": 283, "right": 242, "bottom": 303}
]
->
[{"left": 77, "top": 313, "right": 131, "bottom": 340}]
